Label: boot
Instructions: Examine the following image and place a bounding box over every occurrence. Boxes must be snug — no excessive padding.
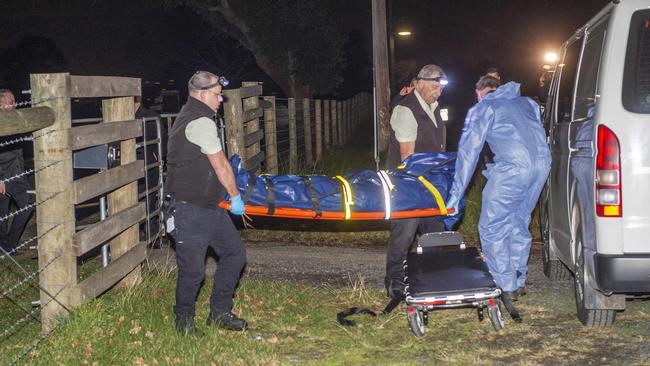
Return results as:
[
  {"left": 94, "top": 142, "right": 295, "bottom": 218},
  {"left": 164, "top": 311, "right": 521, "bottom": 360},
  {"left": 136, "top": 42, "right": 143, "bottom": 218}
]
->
[
  {"left": 502, "top": 290, "right": 519, "bottom": 302},
  {"left": 207, "top": 312, "right": 248, "bottom": 331},
  {"left": 386, "top": 278, "right": 406, "bottom": 301},
  {"left": 517, "top": 286, "right": 527, "bottom": 297},
  {"left": 175, "top": 315, "right": 204, "bottom": 337}
]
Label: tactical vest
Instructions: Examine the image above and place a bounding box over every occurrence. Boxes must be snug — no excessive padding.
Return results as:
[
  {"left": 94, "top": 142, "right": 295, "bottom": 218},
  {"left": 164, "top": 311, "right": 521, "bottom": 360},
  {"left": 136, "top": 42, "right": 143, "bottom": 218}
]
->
[
  {"left": 165, "top": 97, "right": 225, "bottom": 208},
  {"left": 387, "top": 92, "right": 446, "bottom": 169}
]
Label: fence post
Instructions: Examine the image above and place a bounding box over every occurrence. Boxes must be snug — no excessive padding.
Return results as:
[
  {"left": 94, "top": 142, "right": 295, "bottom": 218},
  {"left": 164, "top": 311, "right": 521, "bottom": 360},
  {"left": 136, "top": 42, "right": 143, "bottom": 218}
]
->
[
  {"left": 223, "top": 88, "right": 245, "bottom": 159},
  {"left": 340, "top": 99, "right": 347, "bottom": 145},
  {"left": 314, "top": 100, "right": 322, "bottom": 162},
  {"left": 263, "top": 96, "right": 278, "bottom": 174},
  {"left": 288, "top": 97, "right": 297, "bottom": 173},
  {"left": 242, "top": 82, "right": 261, "bottom": 164},
  {"left": 323, "top": 100, "right": 330, "bottom": 152},
  {"left": 330, "top": 100, "right": 337, "bottom": 146},
  {"left": 103, "top": 96, "right": 141, "bottom": 289},
  {"left": 346, "top": 99, "right": 352, "bottom": 141},
  {"left": 354, "top": 94, "right": 359, "bottom": 131},
  {"left": 302, "top": 98, "right": 312, "bottom": 165},
  {"left": 31, "top": 73, "right": 76, "bottom": 332}
]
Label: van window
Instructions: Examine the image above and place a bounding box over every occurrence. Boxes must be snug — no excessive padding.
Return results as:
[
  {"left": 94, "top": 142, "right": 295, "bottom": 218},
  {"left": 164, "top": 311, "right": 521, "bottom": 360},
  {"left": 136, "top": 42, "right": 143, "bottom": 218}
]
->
[
  {"left": 623, "top": 9, "right": 650, "bottom": 113},
  {"left": 575, "top": 18, "right": 608, "bottom": 120},
  {"left": 557, "top": 39, "right": 582, "bottom": 123}
]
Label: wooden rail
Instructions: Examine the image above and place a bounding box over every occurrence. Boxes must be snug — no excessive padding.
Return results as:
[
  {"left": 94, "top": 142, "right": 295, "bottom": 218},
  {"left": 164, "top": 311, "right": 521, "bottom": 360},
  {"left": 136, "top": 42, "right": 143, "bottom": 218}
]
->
[
  {"left": 27, "top": 73, "right": 147, "bottom": 332},
  {"left": 0, "top": 107, "right": 55, "bottom": 136}
]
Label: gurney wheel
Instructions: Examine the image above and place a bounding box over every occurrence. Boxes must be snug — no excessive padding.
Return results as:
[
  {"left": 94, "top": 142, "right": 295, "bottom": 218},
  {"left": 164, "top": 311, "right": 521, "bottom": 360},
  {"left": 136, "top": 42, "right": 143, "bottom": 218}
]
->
[
  {"left": 487, "top": 300, "right": 505, "bottom": 331},
  {"left": 406, "top": 306, "right": 425, "bottom": 337}
]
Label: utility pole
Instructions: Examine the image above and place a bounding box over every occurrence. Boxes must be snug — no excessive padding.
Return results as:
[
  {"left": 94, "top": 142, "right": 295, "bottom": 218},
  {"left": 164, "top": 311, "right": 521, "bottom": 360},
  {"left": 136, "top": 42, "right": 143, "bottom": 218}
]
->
[{"left": 372, "top": 0, "right": 390, "bottom": 154}]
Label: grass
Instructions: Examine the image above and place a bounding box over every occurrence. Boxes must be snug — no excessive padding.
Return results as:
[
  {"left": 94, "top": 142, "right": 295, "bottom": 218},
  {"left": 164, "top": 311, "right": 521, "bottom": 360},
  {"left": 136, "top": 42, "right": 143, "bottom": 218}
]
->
[
  {"left": 0, "top": 251, "right": 109, "bottom": 366},
  {"left": 4, "top": 268, "right": 649, "bottom": 365}
]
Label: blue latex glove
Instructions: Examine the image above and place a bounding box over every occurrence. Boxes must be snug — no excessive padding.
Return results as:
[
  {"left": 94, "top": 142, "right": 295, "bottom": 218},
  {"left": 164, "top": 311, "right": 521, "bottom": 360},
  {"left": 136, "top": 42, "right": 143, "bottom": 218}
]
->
[
  {"left": 445, "top": 195, "right": 460, "bottom": 216},
  {"left": 230, "top": 194, "right": 245, "bottom": 215}
]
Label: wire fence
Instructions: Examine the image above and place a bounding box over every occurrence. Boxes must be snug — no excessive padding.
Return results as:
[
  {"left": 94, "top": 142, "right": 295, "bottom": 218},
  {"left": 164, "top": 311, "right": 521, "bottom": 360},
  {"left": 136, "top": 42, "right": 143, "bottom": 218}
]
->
[
  {"left": 1, "top": 110, "right": 67, "bottom": 365},
  {"left": 260, "top": 98, "right": 336, "bottom": 173}
]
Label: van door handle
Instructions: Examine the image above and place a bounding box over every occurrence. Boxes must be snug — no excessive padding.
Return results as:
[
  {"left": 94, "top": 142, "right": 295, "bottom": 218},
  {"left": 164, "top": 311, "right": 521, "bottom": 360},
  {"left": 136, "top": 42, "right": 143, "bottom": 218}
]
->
[{"left": 569, "top": 146, "right": 579, "bottom": 153}]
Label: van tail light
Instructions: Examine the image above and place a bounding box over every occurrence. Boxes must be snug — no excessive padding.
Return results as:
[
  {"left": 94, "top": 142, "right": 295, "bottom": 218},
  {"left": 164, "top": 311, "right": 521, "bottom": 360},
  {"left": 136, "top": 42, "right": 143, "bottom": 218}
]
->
[{"left": 596, "top": 125, "right": 622, "bottom": 217}]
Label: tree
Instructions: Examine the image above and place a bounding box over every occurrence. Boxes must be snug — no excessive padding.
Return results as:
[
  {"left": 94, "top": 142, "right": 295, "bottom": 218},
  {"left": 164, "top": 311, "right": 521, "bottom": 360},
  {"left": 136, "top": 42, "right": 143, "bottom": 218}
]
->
[
  {"left": 0, "top": 36, "right": 68, "bottom": 93},
  {"left": 175, "top": 0, "right": 347, "bottom": 97}
]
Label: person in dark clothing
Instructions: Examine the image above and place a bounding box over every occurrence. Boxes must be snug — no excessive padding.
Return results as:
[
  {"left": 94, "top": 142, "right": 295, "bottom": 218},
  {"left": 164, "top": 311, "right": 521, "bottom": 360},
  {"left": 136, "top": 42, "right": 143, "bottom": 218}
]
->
[
  {"left": 384, "top": 64, "right": 448, "bottom": 299},
  {"left": 165, "top": 71, "right": 246, "bottom": 336},
  {"left": 389, "top": 77, "right": 417, "bottom": 112},
  {"left": 0, "top": 89, "right": 34, "bottom": 255}
]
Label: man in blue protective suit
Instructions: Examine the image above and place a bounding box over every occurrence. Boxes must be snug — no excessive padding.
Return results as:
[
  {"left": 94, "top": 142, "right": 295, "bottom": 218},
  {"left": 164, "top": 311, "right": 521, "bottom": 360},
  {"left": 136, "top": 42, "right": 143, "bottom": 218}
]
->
[{"left": 446, "top": 76, "right": 551, "bottom": 303}]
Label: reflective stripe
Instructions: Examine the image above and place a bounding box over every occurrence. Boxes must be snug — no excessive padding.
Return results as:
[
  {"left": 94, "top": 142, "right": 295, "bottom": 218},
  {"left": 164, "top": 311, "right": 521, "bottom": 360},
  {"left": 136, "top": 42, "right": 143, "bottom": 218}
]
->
[
  {"left": 417, "top": 176, "right": 447, "bottom": 215},
  {"left": 377, "top": 170, "right": 394, "bottom": 219},
  {"left": 335, "top": 176, "right": 354, "bottom": 219}
]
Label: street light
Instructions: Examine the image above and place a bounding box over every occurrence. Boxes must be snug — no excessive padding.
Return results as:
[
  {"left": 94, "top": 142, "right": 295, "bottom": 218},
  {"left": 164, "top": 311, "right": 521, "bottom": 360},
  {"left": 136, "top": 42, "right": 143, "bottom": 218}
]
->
[
  {"left": 544, "top": 51, "right": 559, "bottom": 63},
  {"left": 397, "top": 31, "right": 412, "bottom": 36}
]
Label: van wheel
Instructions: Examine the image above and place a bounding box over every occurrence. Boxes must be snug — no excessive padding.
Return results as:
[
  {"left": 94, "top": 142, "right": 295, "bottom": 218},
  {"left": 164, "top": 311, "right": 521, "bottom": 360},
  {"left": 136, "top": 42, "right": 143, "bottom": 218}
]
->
[
  {"left": 541, "top": 204, "right": 571, "bottom": 280},
  {"left": 574, "top": 224, "right": 616, "bottom": 327}
]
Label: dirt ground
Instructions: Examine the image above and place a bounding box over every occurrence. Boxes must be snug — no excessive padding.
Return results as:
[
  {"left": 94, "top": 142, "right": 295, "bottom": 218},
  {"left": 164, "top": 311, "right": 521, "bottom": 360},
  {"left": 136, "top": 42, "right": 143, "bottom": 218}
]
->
[{"left": 147, "top": 240, "right": 565, "bottom": 295}]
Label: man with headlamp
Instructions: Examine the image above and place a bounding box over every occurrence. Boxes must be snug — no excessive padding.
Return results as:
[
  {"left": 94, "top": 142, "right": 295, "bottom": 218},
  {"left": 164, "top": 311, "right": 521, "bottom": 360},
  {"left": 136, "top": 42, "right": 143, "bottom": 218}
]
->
[
  {"left": 165, "top": 71, "right": 247, "bottom": 336},
  {"left": 384, "top": 64, "right": 449, "bottom": 300}
]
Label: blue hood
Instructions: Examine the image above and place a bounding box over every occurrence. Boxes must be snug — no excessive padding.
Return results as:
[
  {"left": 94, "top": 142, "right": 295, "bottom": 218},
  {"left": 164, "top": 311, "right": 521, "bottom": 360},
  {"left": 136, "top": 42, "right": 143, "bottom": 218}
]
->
[{"left": 484, "top": 81, "right": 521, "bottom": 100}]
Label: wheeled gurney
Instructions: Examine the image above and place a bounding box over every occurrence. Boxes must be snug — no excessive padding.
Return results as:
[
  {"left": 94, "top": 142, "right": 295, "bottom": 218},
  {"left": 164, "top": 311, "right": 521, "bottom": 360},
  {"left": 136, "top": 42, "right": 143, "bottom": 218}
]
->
[{"left": 404, "top": 231, "right": 505, "bottom": 336}]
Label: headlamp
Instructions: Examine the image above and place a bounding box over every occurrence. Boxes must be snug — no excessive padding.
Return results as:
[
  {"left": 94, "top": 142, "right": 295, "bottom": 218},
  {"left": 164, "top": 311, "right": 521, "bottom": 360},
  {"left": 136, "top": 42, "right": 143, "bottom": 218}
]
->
[
  {"left": 192, "top": 71, "right": 230, "bottom": 89},
  {"left": 417, "top": 76, "right": 448, "bottom": 86}
]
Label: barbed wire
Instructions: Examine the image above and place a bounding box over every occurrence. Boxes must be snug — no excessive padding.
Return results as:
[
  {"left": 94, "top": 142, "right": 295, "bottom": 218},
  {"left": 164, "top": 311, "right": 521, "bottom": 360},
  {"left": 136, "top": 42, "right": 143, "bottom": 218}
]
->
[
  {"left": 0, "top": 224, "right": 61, "bottom": 261},
  {"left": 0, "top": 283, "right": 69, "bottom": 343},
  {"left": 0, "top": 128, "right": 59, "bottom": 149},
  {"left": 0, "top": 135, "right": 32, "bottom": 148},
  {"left": 0, "top": 312, "right": 32, "bottom": 341},
  {"left": 0, "top": 254, "right": 61, "bottom": 300},
  {"left": 6, "top": 96, "right": 63, "bottom": 109},
  {"left": 0, "top": 191, "right": 61, "bottom": 224},
  {"left": 6, "top": 285, "right": 69, "bottom": 366},
  {"left": 1, "top": 159, "right": 63, "bottom": 186}
]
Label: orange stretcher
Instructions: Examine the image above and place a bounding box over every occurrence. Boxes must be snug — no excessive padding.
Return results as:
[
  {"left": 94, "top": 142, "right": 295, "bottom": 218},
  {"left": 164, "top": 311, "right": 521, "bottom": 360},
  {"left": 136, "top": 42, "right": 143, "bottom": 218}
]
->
[{"left": 217, "top": 201, "right": 454, "bottom": 220}]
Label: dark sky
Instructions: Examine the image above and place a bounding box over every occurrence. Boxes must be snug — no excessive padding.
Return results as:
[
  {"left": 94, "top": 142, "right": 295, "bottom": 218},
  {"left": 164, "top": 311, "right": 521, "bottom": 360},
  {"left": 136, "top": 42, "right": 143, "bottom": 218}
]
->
[{"left": 1, "top": 0, "right": 611, "bottom": 102}]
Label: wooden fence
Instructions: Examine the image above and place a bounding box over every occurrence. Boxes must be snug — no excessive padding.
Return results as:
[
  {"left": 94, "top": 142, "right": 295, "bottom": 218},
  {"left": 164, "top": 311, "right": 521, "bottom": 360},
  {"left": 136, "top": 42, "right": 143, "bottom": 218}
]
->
[
  {"left": 223, "top": 85, "right": 372, "bottom": 174},
  {"left": 25, "top": 73, "right": 146, "bottom": 332},
  {"left": 2, "top": 75, "right": 369, "bottom": 333}
]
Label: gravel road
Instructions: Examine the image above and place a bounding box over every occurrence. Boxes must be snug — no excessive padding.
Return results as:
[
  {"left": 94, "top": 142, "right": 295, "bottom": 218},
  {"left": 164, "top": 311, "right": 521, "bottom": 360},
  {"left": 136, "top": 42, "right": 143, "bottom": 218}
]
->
[{"left": 147, "top": 240, "right": 566, "bottom": 295}]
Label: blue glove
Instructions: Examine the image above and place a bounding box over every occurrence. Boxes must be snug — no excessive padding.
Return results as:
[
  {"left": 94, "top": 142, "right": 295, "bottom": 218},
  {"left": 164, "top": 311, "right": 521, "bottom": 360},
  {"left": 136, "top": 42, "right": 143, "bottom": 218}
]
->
[
  {"left": 445, "top": 195, "right": 460, "bottom": 216},
  {"left": 230, "top": 194, "right": 245, "bottom": 215}
]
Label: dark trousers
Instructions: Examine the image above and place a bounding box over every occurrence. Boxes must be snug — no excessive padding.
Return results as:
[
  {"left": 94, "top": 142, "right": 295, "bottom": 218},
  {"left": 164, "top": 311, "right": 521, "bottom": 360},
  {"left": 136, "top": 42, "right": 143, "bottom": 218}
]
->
[
  {"left": 385, "top": 216, "right": 444, "bottom": 287},
  {"left": 171, "top": 201, "right": 246, "bottom": 318},
  {"left": 0, "top": 191, "right": 34, "bottom": 253}
]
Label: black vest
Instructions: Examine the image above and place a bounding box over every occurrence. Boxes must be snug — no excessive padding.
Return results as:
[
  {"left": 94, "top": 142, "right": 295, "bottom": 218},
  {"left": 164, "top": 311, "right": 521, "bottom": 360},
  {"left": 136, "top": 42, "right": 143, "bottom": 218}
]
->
[
  {"left": 387, "top": 92, "right": 446, "bottom": 169},
  {"left": 166, "top": 97, "right": 225, "bottom": 208}
]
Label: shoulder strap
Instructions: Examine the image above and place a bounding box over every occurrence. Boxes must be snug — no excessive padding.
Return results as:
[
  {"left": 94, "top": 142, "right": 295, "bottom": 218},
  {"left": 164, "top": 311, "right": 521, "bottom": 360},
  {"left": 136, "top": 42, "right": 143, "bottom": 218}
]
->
[
  {"left": 300, "top": 176, "right": 322, "bottom": 218},
  {"left": 243, "top": 171, "right": 257, "bottom": 204},
  {"left": 262, "top": 176, "right": 276, "bottom": 215}
]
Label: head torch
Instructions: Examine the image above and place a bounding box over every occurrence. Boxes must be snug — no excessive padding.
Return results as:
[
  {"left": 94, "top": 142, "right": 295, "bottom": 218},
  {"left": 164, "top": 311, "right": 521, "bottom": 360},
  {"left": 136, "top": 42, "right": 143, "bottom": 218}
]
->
[
  {"left": 194, "top": 72, "right": 230, "bottom": 89},
  {"left": 417, "top": 76, "right": 448, "bottom": 86}
]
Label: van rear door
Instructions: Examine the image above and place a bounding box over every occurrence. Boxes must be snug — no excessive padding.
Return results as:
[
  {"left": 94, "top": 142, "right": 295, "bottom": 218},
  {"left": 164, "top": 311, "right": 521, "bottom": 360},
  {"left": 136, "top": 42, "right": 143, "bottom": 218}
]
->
[{"left": 618, "top": 8, "right": 650, "bottom": 254}]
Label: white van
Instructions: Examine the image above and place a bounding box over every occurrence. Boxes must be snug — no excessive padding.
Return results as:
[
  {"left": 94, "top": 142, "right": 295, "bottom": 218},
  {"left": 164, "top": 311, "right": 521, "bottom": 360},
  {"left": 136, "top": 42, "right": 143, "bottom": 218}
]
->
[{"left": 541, "top": 0, "right": 650, "bottom": 327}]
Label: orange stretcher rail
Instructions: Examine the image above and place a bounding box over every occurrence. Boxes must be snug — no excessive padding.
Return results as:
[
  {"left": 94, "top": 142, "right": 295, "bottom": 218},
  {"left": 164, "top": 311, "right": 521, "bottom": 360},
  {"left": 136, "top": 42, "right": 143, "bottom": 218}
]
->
[{"left": 218, "top": 201, "right": 455, "bottom": 220}]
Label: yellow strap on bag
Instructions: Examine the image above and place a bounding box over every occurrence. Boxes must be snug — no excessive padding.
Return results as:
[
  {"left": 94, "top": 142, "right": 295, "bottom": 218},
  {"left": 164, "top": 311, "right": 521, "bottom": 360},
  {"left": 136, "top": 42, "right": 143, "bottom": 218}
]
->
[
  {"left": 335, "top": 176, "right": 354, "bottom": 219},
  {"left": 417, "top": 176, "right": 447, "bottom": 215}
]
